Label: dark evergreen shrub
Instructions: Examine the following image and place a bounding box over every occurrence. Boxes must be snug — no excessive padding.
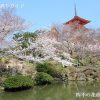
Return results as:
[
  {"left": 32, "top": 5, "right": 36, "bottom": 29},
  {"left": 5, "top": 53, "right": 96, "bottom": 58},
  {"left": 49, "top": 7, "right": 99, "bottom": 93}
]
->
[
  {"left": 35, "top": 72, "right": 53, "bottom": 85},
  {"left": 3, "top": 75, "right": 33, "bottom": 91},
  {"left": 36, "top": 61, "right": 64, "bottom": 79}
]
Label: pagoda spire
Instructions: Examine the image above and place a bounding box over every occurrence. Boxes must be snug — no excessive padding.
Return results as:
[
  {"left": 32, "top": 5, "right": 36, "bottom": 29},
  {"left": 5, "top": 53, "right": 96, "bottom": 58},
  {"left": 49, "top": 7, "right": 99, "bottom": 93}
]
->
[{"left": 74, "top": 0, "right": 77, "bottom": 16}]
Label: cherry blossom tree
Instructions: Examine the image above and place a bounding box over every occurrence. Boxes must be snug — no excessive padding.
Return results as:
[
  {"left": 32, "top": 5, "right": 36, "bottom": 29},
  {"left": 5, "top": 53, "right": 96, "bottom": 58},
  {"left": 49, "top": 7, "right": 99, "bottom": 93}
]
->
[
  {"left": 48, "top": 23, "right": 100, "bottom": 66},
  {"left": 0, "top": 8, "right": 28, "bottom": 47}
]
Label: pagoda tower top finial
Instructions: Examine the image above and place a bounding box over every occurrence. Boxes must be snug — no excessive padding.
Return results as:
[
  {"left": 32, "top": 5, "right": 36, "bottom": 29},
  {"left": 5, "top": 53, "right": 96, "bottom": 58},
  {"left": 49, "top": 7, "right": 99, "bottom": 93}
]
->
[{"left": 74, "top": 0, "right": 77, "bottom": 16}]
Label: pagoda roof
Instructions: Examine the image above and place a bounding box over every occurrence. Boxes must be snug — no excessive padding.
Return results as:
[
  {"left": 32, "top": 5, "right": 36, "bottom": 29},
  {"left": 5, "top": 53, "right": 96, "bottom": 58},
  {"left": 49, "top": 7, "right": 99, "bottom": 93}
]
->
[{"left": 64, "top": 16, "right": 90, "bottom": 25}]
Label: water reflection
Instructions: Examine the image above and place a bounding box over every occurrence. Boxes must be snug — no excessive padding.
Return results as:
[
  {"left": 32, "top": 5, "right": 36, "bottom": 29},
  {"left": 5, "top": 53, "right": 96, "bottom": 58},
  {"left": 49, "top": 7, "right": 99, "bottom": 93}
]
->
[{"left": 0, "top": 82, "right": 100, "bottom": 100}]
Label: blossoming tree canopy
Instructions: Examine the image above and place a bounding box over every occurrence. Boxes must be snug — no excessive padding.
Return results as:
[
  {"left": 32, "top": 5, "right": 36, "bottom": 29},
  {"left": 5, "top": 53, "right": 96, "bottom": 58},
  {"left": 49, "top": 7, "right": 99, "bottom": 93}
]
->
[{"left": 0, "top": 8, "right": 28, "bottom": 47}]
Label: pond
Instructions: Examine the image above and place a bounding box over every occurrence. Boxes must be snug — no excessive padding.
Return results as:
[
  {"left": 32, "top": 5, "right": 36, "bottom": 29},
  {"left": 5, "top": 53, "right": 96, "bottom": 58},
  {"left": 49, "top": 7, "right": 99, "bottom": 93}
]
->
[{"left": 0, "top": 82, "right": 100, "bottom": 100}]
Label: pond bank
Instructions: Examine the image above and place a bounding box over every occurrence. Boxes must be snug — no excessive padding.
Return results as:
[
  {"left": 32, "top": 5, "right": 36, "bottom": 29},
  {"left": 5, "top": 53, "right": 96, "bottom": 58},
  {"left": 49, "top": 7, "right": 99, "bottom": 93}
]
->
[{"left": 66, "top": 66, "right": 100, "bottom": 81}]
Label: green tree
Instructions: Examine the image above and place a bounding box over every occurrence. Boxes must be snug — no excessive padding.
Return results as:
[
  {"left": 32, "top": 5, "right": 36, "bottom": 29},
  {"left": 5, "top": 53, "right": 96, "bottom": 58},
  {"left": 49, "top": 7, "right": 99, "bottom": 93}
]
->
[{"left": 13, "top": 32, "right": 37, "bottom": 49}]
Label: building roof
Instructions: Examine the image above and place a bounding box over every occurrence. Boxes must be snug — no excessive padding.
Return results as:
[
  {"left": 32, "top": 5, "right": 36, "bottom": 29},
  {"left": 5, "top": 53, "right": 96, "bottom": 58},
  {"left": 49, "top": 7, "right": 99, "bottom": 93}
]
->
[{"left": 64, "top": 16, "right": 90, "bottom": 25}]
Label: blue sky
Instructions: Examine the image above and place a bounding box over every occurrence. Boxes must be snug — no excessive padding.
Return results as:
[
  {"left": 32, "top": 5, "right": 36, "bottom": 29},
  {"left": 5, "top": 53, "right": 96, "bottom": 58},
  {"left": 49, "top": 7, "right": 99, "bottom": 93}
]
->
[{"left": 0, "top": 0, "right": 100, "bottom": 31}]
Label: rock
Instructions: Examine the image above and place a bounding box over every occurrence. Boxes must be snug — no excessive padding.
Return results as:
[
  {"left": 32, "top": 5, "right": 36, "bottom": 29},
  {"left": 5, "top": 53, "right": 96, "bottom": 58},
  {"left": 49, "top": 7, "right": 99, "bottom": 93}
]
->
[
  {"left": 65, "top": 66, "right": 100, "bottom": 81},
  {"left": 68, "top": 72, "right": 76, "bottom": 81},
  {"left": 0, "top": 86, "right": 4, "bottom": 90},
  {"left": 86, "top": 77, "right": 94, "bottom": 81},
  {"left": 5, "top": 58, "right": 36, "bottom": 76},
  {"left": 65, "top": 66, "right": 77, "bottom": 81},
  {"left": 76, "top": 73, "right": 86, "bottom": 81}
]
